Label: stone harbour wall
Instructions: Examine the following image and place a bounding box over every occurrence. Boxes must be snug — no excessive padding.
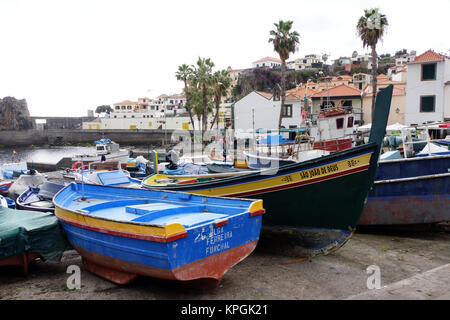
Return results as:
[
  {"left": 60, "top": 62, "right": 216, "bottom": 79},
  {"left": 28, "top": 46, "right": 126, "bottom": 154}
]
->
[{"left": 0, "top": 129, "right": 174, "bottom": 147}]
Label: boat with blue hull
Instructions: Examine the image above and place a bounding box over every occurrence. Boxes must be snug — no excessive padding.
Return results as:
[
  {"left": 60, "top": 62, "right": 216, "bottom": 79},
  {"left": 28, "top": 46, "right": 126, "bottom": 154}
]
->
[
  {"left": 359, "top": 154, "right": 450, "bottom": 225},
  {"left": 53, "top": 183, "right": 264, "bottom": 288}
]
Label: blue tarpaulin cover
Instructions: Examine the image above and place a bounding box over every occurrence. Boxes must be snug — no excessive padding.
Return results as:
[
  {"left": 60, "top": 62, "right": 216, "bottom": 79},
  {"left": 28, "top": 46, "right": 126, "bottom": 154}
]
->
[{"left": 94, "top": 138, "right": 112, "bottom": 145}]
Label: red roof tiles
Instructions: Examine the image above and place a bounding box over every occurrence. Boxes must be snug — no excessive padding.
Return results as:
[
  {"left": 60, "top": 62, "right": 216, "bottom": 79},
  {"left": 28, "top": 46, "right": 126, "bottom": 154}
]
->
[
  {"left": 311, "top": 84, "right": 361, "bottom": 98},
  {"left": 411, "top": 50, "right": 446, "bottom": 63},
  {"left": 253, "top": 57, "right": 282, "bottom": 64}
]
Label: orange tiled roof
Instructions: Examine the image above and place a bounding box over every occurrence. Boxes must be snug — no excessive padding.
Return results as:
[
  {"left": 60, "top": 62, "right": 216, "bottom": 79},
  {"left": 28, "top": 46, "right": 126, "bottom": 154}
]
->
[
  {"left": 286, "top": 86, "right": 319, "bottom": 98},
  {"left": 377, "top": 80, "right": 406, "bottom": 85},
  {"left": 411, "top": 50, "right": 446, "bottom": 63},
  {"left": 256, "top": 91, "right": 273, "bottom": 99},
  {"left": 286, "top": 93, "right": 302, "bottom": 101},
  {"left": 333, "top": 74, "right": 352, "bottom": 80},
  {"left": 114, "top": 100, "right": 138, "bottom": 105},
  {"left": 377, "top": 74, "right": 389, "bottom": 79},
  {"left": 311, "top": 84, "right": 361, "bottom": 98},
  {"left": 253, "top": 57, "right": 282, "bottom": 64},
  {"left": 365, "top": 86, "right": 405, "bottom": 97}
]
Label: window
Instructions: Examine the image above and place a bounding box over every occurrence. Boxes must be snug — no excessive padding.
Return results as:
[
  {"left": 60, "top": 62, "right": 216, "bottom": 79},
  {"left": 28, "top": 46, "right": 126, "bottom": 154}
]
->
[
  {"left": 421, "top": 63, "right": 436, "bottom": 81},
  {"left": 115, "top": 106, "right": 120, "bottom": 110},
  {"left": 127, "top": 106, "right": 132, "bottom": 109},
  {"left": 347, "top": 116, "right": 354, "bottom": 128},
  {"left": 282, "top": 104, "right": 293, "bottom": 117},
  {"left": 121, "top": 106, "right": 126, "bottom": 109},
  {"left": 420, "top": 95, "right": 435, "bottom": 112},
  {"left": 336, "top": 118, "right": 344, "bottom": 129}
]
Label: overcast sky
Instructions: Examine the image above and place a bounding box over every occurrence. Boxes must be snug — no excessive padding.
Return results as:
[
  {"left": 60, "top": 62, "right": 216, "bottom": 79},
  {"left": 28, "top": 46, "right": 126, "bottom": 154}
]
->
[{"left": 0, "top": 0, "right": 448, "bottom": 117}]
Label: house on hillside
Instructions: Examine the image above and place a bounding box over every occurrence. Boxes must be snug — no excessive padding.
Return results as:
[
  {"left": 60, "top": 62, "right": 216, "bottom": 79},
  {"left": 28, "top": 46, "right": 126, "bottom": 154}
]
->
[
  {"left": 405, "top": 49, "right": 450, "bottom": 125},
  {"left": 352, "top": 73, "right": 371, "bottom": 90},
  {"left": 310, "top": 84, "right": 364, "bottom": 122},
  {"left": 252, "top": 57, "right": 282, "bottom": 68}
]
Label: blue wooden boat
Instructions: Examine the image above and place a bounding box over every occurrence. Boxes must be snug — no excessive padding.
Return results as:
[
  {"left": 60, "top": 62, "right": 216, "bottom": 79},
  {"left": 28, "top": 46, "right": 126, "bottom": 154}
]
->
[
  {"left": 53, "top": 182, "right": 264, "bottom": 288},
  {"left": 359, "top": 153, "right": 450, "bottom": 225}
]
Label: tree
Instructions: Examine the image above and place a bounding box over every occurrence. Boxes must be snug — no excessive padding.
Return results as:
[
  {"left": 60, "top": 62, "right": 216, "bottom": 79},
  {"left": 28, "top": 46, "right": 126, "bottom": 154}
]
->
[
  {"left": 190, "top": 57, "right": 215, "bottom": 144},
  {"left": 95, "top": 105, "right": 113, "bottom": 115},
  {"left": 269, "top": 20, "right": 300, "bottom": 133},
  {"left": 211, "top": 70, "right": 232, "bottom": 130},
  {"left": 175, "top": 64, "right": 195, "bottom": 131},
  {"left": 357, "top": 8, "right": 388, "bottom": 122}
]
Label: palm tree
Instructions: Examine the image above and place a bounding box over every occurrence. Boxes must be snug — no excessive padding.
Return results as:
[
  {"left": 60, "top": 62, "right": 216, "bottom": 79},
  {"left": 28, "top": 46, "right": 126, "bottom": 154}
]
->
[
  {"left": 269, "top": 20, "right": 300, "bottom": 133},
  {"left": 175, "top": 64, "right": 195, "bottom": 131},
  {"left": 191, "top": 57, "right": 215, "bottom": 144},
  {"left": 356, "top": 8, "right": 388, "bottom": 122},
  {"left": 211, "top": 70, "right": 232, "bottom": 130}
]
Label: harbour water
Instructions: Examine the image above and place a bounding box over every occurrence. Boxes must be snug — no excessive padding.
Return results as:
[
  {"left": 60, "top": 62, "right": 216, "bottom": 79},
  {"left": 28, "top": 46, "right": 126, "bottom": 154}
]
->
[
  {"left": 0, "top": 146, "right": 96, "bottom": 166},
  {"left": 0, "top": 144, "right": 162, "bottom": 167}
]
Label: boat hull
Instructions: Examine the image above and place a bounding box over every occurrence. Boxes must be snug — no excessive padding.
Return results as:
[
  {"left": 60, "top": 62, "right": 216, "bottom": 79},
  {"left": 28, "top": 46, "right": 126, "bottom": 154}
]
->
[
  {"left": 144, "top": 143, "right": 377, "bottom": 231},
  {"left": 53, "top": 187, "right": 263, "bottom": 287},
  {"left": 71, "top": 240, "right": 256, "bottom": 288},
  {"left": 360, "top": 155, "right": 450, "bottom": 225}
]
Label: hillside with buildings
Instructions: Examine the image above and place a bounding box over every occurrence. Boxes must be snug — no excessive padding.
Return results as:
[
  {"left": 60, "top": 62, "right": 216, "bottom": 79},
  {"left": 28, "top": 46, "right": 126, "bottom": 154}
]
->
[{"left": 78, "top": 48, "right": 449, "bottom": 132}]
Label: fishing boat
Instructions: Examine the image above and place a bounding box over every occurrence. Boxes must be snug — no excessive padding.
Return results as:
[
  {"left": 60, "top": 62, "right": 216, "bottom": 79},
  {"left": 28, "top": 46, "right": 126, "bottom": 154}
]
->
[
  {"left": 71, "top": 160, "right": 142, "bottom": 188},
  {"left": 142, "top": 85, "right": 394, "bottom": 254},
  {"left": 53, "top": 182, "right": 264, "bottom": 288},
  {"left": 71, "top": 138, "right": 129, "bottom": 164},
  {"left": 359, "top": 136, "right": 450, "bottom": 225},
  {"left": 7, "top": 172, "right": 47, "bottom": 200},
  {"left": 16, "top": 181, "right": 68, "bottom": 213}
]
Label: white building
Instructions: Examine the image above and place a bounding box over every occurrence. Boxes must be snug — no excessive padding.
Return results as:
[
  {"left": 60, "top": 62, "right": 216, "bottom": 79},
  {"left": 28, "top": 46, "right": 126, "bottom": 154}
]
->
[
  {"left": 405, "top": 50, "right": 450, "bottom": 125},
  {"left": 395, "top": 53, "right": 416, "bottom": 66},
  {"left": 252, "top": 57, "right": 282, "bottom": 68},
  {"left": 233, "top": 91, "right": 303, "bottom": 133},
  {"left": 351, "top": 53, "right": 373, "bottom": 70},
  {"left": 287, "top": 54, "right": 322, "bottom": 70}
]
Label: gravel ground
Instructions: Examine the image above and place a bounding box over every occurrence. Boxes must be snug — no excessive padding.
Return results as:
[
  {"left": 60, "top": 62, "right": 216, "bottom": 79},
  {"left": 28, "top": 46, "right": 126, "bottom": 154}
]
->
[{"left": 0, "top": 228, "right": 449, "bottom": 300}]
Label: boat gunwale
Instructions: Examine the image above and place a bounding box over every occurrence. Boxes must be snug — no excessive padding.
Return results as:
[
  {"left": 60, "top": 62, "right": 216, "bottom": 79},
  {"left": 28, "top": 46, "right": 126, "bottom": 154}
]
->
[
  {"left": 142, "top": 142, "right": 378, "bottom": 190},
  {"left": 374, "top": 172, "right": 450, "bottom": 185},
  {"left": 379, "top": 153, "right": 450, "bottom": 164},
  {"left": 52, "top": 183, "right": 261, "bottom": 230}
]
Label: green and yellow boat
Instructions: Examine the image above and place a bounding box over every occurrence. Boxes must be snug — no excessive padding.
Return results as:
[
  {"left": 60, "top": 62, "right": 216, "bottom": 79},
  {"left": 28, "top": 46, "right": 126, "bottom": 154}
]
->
[{"left": 142, "top": 86, "right": 394, "bottom": 255}]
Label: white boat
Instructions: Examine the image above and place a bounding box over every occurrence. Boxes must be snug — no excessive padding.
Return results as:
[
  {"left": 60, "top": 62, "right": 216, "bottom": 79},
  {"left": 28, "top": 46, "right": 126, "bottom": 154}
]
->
[
  {"left": 72, "top": 161, "right": 141, "bottom": 188},
  {"left": 72, "top": 138, "right": 129, "bottom": 163}
]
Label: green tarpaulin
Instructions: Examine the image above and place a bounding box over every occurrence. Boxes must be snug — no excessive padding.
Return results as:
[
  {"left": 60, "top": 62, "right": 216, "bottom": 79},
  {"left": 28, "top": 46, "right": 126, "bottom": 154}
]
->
[{"left": 0, "top": 206, "right": 68, "bottom": 262}]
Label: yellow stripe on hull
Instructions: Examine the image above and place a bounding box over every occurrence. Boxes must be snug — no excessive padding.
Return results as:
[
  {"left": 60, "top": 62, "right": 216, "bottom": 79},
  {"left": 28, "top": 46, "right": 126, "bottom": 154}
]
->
[
  {"left": 143, "top": 152, "right": 372, "bottom": 197},
  {"left": 54, "top": 206, "right": 186, "bottom": 238}
]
